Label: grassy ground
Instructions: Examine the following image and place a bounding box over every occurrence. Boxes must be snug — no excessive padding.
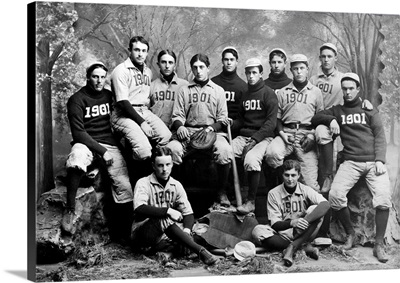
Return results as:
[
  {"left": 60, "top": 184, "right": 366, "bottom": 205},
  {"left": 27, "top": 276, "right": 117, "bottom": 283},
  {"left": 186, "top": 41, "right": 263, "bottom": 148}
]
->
[{"left": 36, "top": 241, "right": 400, "bottom": 282}]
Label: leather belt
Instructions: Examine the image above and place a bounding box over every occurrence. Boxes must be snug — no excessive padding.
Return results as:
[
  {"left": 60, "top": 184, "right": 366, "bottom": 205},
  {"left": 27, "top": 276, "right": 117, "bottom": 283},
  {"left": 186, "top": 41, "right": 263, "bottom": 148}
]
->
[
  {"left": 284, "top": 123, "right": 313, "bottom": 130},
  {"left": 132, "top": 104, "right": 145, "bottom": 107}
]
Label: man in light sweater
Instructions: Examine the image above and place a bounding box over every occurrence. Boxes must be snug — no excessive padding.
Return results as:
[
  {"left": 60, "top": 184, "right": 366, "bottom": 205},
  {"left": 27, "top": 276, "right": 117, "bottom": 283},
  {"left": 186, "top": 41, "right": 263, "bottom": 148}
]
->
[{"left": 311, "top": 72, "right": 391, "bottom": 263}]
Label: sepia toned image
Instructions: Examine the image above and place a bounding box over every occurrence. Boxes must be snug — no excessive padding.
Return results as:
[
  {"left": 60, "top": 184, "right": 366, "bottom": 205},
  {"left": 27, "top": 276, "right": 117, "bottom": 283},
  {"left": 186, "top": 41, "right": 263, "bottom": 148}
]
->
[{"left": 27, "top": 0, "right": 400, "bottom": 282}]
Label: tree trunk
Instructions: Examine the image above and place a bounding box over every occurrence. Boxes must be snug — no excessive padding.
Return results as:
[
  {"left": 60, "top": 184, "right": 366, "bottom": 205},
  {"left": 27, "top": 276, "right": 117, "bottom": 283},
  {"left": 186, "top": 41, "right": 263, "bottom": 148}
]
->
[
  {"left": 389, "top": 110, "right": 395, "bottom": 145},
  {"left": 37, "top": 38, "right": 55, "bottom": 199}
]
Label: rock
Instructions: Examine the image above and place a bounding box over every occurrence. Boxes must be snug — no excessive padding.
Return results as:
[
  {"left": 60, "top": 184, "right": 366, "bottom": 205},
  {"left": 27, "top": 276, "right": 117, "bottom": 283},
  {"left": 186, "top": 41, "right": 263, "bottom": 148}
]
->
[
  {"left": 329, "top": 178, "right": 400, "bottom": 245},
  {"left": 36, "top": 169, "right": 111, "bottom": 264}
]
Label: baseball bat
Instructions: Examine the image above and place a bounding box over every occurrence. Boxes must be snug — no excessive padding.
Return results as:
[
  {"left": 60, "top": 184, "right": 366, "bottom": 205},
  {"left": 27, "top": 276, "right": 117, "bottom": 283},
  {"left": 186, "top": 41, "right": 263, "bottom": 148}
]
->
[{"left": 227, "top": 125, "right": 242, "bottom": 206}]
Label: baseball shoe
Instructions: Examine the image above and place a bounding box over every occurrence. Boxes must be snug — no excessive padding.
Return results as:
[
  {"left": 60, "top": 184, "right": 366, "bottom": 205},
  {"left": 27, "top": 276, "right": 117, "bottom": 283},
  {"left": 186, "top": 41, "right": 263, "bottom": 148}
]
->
[
  {"left": 320, "top": 175, "right": 333, "bottom": 193},
  {"left": 283, "top": 244, "right": 296, "bottom": 267},
  {"left": 199, "top": 247, "right": 218, "bottom": 265},
  {"left": 373, "top": 243, "right": 388, "bottom": 263},
  {"left": 236, "top": 200, "right": 255, "bottom": 214},
  {"left": 61, "top": 209, "right": 77, "bottom": 235},
  {"left": 217, "top": 193, "right": 231, "bottom": 207},
  {"left": 342, "top": 233, "right": 356, "bottom": 250},
  {"left": 303, "top": 243, "right": 319, "bottom": 260}
]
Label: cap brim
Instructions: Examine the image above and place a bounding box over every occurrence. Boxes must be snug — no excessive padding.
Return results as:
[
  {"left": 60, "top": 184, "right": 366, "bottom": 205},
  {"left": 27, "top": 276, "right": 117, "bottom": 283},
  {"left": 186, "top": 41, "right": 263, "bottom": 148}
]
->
[{"left": 233, "top": 250, "right": 245, "bottom": 261}]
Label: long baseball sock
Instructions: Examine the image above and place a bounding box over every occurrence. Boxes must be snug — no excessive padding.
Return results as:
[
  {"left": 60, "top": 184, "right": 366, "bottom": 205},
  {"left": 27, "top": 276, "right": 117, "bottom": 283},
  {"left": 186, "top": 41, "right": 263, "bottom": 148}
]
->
[
  {"left": 66, "top": 167, "right": 85, "bottom": 211},
  {"left": 247, "top": 171, "right": 260, "bottom": 201},
  {"left": 165, "top": 224, "right": 202, "bottom": 253},
  {"left": 317, "top": 192, "right": 331, "bottom": 237},
  {"left": 216, "top": 164, "right": 230, "bottom": 196},
  {"left": 375, "top": 208, "right": 389, "bottom": 244},
  {"left": 336, "top": 207, "right": 355, "bottom": 235},
  {"left": 261, "top": 235, "right": 291, "bottom": 251},
  {"left": 292, "top": 220, "right": 320, "bottom": 250},
  {"left": 318, "top": 142, "right": 333, "bottom": 188}
]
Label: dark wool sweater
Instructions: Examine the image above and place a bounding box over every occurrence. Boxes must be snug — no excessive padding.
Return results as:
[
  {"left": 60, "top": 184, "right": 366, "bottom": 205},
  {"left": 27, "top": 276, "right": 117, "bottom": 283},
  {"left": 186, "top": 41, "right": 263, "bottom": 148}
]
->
[
  {"left": 264, "top": 72, "right": 292, "bottom": 91},
  {"left": 311, "top": 97, "right": 387, "bottom": 163},
  {"left": 211, "top": 69, "right": 247, "bottom": 120},
  {"left": 232, "top": 79, "right": 278, "bottom": 143},
  {"left": 67, "top": 85, "right": 117, "bottom": 156}
]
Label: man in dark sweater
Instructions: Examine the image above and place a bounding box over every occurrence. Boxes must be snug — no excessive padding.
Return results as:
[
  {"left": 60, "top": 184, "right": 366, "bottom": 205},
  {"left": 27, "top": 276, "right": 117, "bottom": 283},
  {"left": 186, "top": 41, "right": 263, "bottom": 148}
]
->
[
  {"left": 311, "top": 73, "right": 392, "bottom": 263},
  {"left": 62, "top": 62, "right": 133, "bottom": 239},
  {"left": 223, "top": 58, "right": 278, "bottom": 214},
  {"left": 264, "top": 48, "right": 292, "bottom": 92},
  {"left": 212, "top": 46, "right": 247, "bottom": 138}
]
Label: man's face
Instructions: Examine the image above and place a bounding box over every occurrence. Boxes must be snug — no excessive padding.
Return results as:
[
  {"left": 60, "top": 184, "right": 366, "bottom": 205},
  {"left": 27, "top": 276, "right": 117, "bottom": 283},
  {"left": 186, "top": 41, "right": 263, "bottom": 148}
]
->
[
  {"left": 245, "top": 66, "right": 262, "bottom": 86},
  {"left": 88, "top": 68, "right": 107, "bottom": 92},
  {"left": 158, "top": 54, "right": 176, "bottom": 77},
  {"left": 222, "top": 52, "right": 238, "bottom": 73},
  {"left": 192, "top": 60, "right": 209, "bottom": 81},
  {"left": 290, "top": 62, "right": 308, "bottom": 83},
  {"left": 319, "top": 48, "right": 337, "bottom": 72},
  {"left": 129, "top": 41, "right": 148, "bottom": 65},
  {"left": 269, "top": 55, "right": 285, "bottom": 75},
  {"left": 282, "top": 168, "right": 300, "bottom": 189},
  {"left": 341, "top": 80, "right": 360, "bottom": 102},
  {"left": 153, "top": 155, "right": 173, "bottom": 181}
]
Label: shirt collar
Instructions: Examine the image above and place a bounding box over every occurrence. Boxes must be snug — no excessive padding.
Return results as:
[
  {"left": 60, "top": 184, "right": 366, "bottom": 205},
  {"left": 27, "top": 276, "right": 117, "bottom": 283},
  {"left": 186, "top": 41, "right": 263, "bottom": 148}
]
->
[
  {"left": 284, "top": 81, "right": 314, "bottom": 92},
  {"left": 188, "top": 79, "right": 215, "bottom": 89},
  {"left": 160, "top": 72, "right": 178, "bottom": 85},
  {"left": 317, "top": 66, "right": 338, "bottom": 78},
  {"left": 280, "top": 183, "right": 303, "bottom": 199},
  {"left": 149, "top": 173, "right": 176, "bottom": 187},
  {"left": 124, "top": 57, "right": 147, "bottom": 71}
]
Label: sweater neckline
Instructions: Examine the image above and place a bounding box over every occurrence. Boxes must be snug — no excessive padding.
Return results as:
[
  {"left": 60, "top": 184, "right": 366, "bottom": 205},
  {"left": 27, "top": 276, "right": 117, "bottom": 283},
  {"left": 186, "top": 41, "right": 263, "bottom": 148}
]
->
[{"left": 248, "top": 78, "right": 265, "bottom": 92}]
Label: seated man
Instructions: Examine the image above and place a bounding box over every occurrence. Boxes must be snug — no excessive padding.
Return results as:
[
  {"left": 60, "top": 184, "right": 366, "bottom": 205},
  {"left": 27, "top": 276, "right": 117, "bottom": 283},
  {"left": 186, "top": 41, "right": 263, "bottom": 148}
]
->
[
  {"left": 110, "top": 36, "right": 171, "bottom": 161},
  {"left": 252, "top": 159, "right": 329, "bottom": 267},
  {"left": 166, "top": 53, "right": 233, "bottom": 205},
  {"left": 62, "top": 62, "right": 133, "bottom": 237},
  {"left": 223, "top": 57, "right": 278, "bottom": 213},
  {"left": 311, "top": 72, "right": 392, "bottom": 263},
  {"left": 265, "top": 54, "right": 323, "bottom": 191},
  {"left": 131, "top": 146, "right": 217, "bottom": 265}
]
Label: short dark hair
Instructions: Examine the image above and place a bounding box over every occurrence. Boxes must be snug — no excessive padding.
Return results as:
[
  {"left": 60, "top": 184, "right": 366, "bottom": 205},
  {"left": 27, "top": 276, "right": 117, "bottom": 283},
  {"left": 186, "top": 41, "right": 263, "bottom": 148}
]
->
[
  {"left": 86, "top": 64, "right": 108, "bottom": 79},
  {"left": 282, "top": 159, "right": 301, "bottom": 174},
  {"left": 129, "top": 36, "right": 150, "bottom": 51},
  {"left": 157, "top": 49, "right": 177, "bottom": 62},
  {"left": 269, "top": 51, "right": 287, "bottom": 62},
  {"left": 151, "top": 146, "right": 173, "bottom": 163},
  {"left": 190, "top": 53, "right": 210, "bottom": 67},
  {"left": 222, "top": 48, "right": 238, "bottom": 60}
]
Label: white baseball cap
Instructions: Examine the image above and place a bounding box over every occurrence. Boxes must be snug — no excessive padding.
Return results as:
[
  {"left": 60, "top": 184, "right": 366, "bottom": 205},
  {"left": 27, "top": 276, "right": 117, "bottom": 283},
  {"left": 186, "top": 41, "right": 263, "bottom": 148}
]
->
[
  {"left": 222, "top": 46, "right": 238, "bottom": 54},
  {"left": 245, "top": 58, "right": 262, "bottom": 68},
  {"left": 86, "top": 61, "right": 108, "bottom": 73},
  {"left": 233, "top": 241, "right": 256, "bottom": 261},
  {"left": 341, "top": 72, "right": 360, "bottom": 84},
  {"left": 269, "top": 48, "right": 287, "bottom": 58},
  {"left": 290, "top": 54, "right": 308, "bottom": 65},
  {"left": 320, "top": 43, "right": 338, "bottom": 54}
]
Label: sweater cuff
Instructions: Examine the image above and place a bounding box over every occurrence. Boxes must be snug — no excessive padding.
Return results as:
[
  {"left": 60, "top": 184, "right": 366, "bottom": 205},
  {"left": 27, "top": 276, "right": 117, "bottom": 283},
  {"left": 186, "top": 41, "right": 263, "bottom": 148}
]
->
[{"left": 172, "top": 120, "right": 184, "bottom": 131}]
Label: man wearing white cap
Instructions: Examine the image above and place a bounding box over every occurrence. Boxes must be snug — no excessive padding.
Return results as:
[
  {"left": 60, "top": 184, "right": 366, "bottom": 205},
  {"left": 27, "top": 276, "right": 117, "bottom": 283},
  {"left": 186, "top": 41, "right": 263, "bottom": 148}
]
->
[
  {"left": 212, "top": 47, "right": 247, "bottom": 139},
  {"left": 62, "top": 62, "right": 133, "bottom": 239},
  {"left": 265, "top": 54, "right": 323, "bottom": 192},
  {"left": 264, "top": 48, "right": 292, "bottom": 92},
  {"left": 223, "top": 58, "right": 278, "bottom": 214},
  {"left": 311, "top": 72, "right": 391, "bottom": 263}
]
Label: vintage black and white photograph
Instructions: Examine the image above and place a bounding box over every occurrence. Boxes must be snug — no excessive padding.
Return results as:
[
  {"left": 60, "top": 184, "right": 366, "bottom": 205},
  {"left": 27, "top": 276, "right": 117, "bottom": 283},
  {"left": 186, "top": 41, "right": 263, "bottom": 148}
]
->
[{"left": 25, "top": 0, "right": 400, "bottom": 282}]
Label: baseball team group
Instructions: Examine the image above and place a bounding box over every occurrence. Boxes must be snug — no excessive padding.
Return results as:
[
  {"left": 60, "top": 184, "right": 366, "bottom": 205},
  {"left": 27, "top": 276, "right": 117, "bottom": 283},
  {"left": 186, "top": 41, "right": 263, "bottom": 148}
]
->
[{"left": 60, "top": 35, "right": 392, "bottom": 267}]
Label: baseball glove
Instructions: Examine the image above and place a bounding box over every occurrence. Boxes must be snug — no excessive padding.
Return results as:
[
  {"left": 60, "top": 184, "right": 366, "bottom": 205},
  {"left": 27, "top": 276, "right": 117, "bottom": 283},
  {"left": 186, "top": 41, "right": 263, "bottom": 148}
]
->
[
  {"left": 300, "top": 134, "right": 316, "bottom": 153},
  {"left": 189, "top": 128, "right": 217, "bottom": 150}
]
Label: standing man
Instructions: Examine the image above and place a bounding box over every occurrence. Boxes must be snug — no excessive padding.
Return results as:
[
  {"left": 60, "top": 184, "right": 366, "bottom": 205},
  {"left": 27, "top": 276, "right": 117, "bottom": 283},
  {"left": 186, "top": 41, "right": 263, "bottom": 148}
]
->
[
  {"left": 111, "top": 36, "right": 171, "bottom": 161},
  {"left": 167, "top": 53, "right": 233, "bottom": 206},
  {"left": 223, "top": 58, "right": 278, "bottom": 214},
  {"left": 311, "top": 73, "right": 391, "bottom": 263},
  {"left": 252, "top": 159, "right": 329, "bottom": 267},
  {"left": 62, "top": 62, "right": 133, "bottom": 239},
  {"left": 265, "top": 54, "right": 323, "bottom": 192},
  {"left": 264, "top": 48, "right": 292, "bottom": 92},
  {"left": 132, "top": 146, "right": 217, "bottom": 265},
  {"left": 211, "top": 46, "right": 247, "bottom": 138},
  {"left": 150, "top": 50, "right": 189, "bottom": 129}
]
